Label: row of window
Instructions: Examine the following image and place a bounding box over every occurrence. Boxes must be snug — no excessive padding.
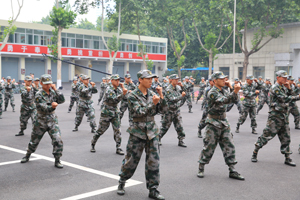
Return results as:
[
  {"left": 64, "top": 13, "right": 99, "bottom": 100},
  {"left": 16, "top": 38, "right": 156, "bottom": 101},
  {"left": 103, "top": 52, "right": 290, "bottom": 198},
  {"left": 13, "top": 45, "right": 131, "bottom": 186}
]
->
[{"left": 0, "top": 27, "right": 167, "bottom": 54}]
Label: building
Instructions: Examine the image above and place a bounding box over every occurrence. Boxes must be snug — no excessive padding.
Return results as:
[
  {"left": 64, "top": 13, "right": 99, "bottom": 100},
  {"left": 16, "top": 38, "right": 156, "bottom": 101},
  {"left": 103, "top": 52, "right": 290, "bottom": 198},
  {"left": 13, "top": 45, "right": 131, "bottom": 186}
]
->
[
  {"left": 214, "top": 22, "right": 300, "bottom": 82},
  {"left": 0, "top": 19, "right": 168, "bottom": 82}
]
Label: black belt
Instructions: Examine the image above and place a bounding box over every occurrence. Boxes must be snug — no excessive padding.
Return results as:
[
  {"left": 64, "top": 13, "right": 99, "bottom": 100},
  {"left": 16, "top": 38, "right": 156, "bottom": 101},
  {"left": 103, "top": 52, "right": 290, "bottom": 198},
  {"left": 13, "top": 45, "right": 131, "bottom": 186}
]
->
[
  {"left": 132, "top": 116, "right": 154, "bottom": 122},
  {"left": 208, "top": 113, "right": 226, "bottom": 120},
  {"left": 169, "top": 107, "right": 179, "bottom": 111},
  {"left": 22, "top": 102, "right": 34, "bottom": 106},
  {"left": 37, "top": 111, "right": 54, "bottom": 115},
  {"left": 80, "top": 97, "right": 91, "bottom": 100},
  {"left": 103, "top": 102, "right": 118, "bottom": 107}
]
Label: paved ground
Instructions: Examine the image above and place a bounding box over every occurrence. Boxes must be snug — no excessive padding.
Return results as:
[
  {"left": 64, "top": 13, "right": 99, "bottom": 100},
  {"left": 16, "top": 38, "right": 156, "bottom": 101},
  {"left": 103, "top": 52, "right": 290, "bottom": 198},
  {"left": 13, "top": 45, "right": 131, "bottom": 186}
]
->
[{"left": 1, "top": 84, "right": 300, "bottom": 200}]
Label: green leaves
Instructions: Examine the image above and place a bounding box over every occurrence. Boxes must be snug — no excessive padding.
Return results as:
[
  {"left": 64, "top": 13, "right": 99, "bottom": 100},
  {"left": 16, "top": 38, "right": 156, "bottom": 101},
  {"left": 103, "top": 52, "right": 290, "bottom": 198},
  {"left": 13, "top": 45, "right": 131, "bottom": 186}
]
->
[
  {"left": 0, "top": 19, "right": 17, "bottom": 42},
  {"left": 107, "top": 35, "right": 120, "bottom": 53},
  {"left": 49, "top": 6, "right": 77, "bottom": 29}
]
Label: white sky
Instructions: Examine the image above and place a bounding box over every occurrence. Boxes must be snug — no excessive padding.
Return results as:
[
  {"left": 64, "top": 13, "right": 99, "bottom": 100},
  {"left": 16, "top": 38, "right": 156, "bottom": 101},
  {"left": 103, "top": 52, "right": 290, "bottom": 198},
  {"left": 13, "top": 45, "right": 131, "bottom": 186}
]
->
[{"left": 0, "top": 0, "right": 106, "bottom": 24}]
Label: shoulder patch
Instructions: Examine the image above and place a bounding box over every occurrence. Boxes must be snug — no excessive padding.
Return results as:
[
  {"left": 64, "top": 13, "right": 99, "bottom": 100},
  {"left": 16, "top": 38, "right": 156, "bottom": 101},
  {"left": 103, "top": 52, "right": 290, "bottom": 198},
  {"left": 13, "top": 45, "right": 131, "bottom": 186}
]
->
[
  {"left": 210, "top": 94, "right": 214, "bottom": 99},
  {"left": 275, "top": 90, "right": 279, "bottom": 94}
]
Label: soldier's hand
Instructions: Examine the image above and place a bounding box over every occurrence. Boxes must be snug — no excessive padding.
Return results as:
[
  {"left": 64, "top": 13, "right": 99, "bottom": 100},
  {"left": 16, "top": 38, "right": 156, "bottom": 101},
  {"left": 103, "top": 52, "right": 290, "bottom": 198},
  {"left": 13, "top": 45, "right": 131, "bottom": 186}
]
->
[
  {"left": 233, "top": 83, "right": 241, "bottom": 94},
  {"left": 156, "top": 86, "right": 163, "bottom": 96},
  {"left": 298, "top": 84, "right": 300, "bottom": 88},
  {"left": 284, "top": 82, "right": 291, "bottom": 89},
  {"left": 293, "top": 82, "right": 296, "bottom": 86},
  {"left": 225, "top": 81, "right": 230, "bottom": 87},
  {"left": 119, "top": 83, "right": 124, "bottom": 88},
  {"left": 255, "top": 90, "right": 259, "bottom": 94},
  {"left": 52, "top": 102, "right": 58, "bottom": 109},
  {"left": 12, "top": 79, "right": 15, "bottom": 83},
  {"left": 254, "top": 78, "right": 258, "bottom": 82},
  {"left": 90, "top": 82, "right": 95, "bottom": 87},
  {"left": 153, "top": 95, "right": 160, "bottom": 105},
  {"left": 26, "top": 86, "right": 31, "bottom": 92},
  {"left": 123, "top": 88, "right": 128, "bottom": 95},
  {"left": 129, "top": 90, "right": 132, "bottom": 93},
  {"left": 182, "top": 91, "right": 186, "bottom": 97},
  {"left": 178, "top": 82, "right": 183, "bottom": 87},
  {"left": 51, "top": 84, "right": 57, "bottom": 91}
]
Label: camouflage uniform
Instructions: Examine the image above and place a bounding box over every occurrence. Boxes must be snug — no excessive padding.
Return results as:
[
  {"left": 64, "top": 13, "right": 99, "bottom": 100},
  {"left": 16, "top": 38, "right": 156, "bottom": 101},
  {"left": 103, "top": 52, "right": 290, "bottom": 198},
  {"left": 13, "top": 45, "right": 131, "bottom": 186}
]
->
[
  {"left": 4, "top": 77, "right": 16, "bottom": 111},
  {"left": 120, "top": 79, "right": 137, "bottom": 120},
  {"left": 198, "top": 71, "right": 244, "bottom": 180},
  {"left": 91, "top": 75, "right": 124, "bottom": 153},
  {"left": 159, "top": 74, "right": 187, "bottom": 147},
  {"left": 226, "top": 82, "right": 243, "bottom": 114},
  {"left": 118, "top": 70, "right": 168, "bottom": 198},
  {"left": 251, "top": 70, "right": 299, "bottom": 166},
  {"left": 196, "top": 79, "right": 206, "bottom": 104},
  {"left": 0, "top": 83, "right": 3, "bottom": 118},
  {"left": 74, "top": 76, "right": 97, "bottom": 132},
  {"left": 236, "top": 76, "right": 262, "bottom": 134},
  {"left": 68, "top": 80, "right": 79, "bottom": 112},
  {"left": 288, "top": 80, "right": 300, "bottom": 129},
  {"left": 17, "top": 76, "right": 38, "bottom": 136},
  {"left": 98, "top": 78, "right": 107, "bottom": 105},
  {"left": 161, "top": 78, "right": 169, "bottom": 96},
  {"left": 21, "top": 74, "right": 65, "bottom": 168},
  {"left": 183, "top": 77, "right": 193, "bottom": 113},
  {"left": 256, "top": 82, "right": 271, "bottom": 114},
  {"left": 151, "top": 80, "right": 161, "bottom": 94},
  {"left": 197, "top": 84, "right": 212, "bottom": 138},
  {"left": 190, "top": 77, "right": 195, "bottom": 101}
]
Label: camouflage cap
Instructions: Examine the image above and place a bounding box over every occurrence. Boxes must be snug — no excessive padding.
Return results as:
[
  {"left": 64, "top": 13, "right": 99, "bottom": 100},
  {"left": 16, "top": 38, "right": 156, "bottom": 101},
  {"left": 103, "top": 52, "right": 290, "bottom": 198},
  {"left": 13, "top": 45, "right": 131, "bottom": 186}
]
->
[
  {"left": 137, "top": 70, "right": 157, "bottom": 79},
  {"left": 288, "top": 76, "right": 294, "bottom": 81},
  {"left": 208, "top": 76, "right": 212, "bottom": 81},
  {"left": 125, "top": 74, "right": 131, "bottom": 78},
  {"left": 41, "top": 74, "right": 53, "bottom": 84},
  {"left": 111, "top": 74, "right": 120, "bottom": 80},
  {"left": 266, "top": 78, "right": 271, "bottom": 81},
  {"left": 169, "top": 74, "right": 179, "bottom": 80},
  {"left": 184, "top": 76, "right": 189, "bottom": 79},
  {"left": 258, "top": 76, "right": 262, "bottom": 79},
  {"left": 79, "top": 74, "right": 84, "bottom": 78},
  {"left": 190, "top": 76, "right": 193, "bottom": 78},
  {"left": 246, "top": 75, "right": 254, "bottom": 80},
  {"left": 34, "top": 78, "right": 40, "bottom": 81},
  {"left": 234, "top": 78, "right": 239, "bottom": 81},
  {"left": 201, "top": 77, "right": 205, "bottom": 80},
  {"left": 211, "top": 71, "right": 227, "bottom": 80},
  {"left": 102, "top": 77, "right": 106, "bottom": 80},
  {"left": 82, "top": 75, "right": 90, "bottom": 80},
  {"left": 73, "top": 77, "right": 78, "bottom": 81},
  {"left": 163, "top": 77, "right": 168, "bottom": 81},
  {"left": 276, "top": 70, "right": 288, "bottom": 78},
  {"left": 6, "top": 76, "right": 11, "bottom": 80},
  {"left": 25, "top": 75, "right": 33, "bottom": 81}
]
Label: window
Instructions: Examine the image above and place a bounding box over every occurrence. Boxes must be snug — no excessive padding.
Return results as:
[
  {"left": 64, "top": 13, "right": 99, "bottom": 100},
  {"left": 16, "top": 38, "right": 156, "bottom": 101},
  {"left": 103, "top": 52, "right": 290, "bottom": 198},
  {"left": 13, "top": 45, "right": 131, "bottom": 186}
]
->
[
  {"left": 15, "top": 33, "right": 20, "bottom": 43},
  {"left": 238, "top": 67, "right": 243, "bottom": 80},
  {"left": 94, "top": 41, "right": 99, "bottom": 49},
  {"left": 62, "top": 38, "right": 68, "bottom": 47},
  {"left": 40, "top": 36, "right": 46, "bottom": 45},
  {"left": 69, "top": 38, "right": 75, "bottom": 47},
  {"left": 253, "top": 67, "right": 265, "bottom": 79},
  {"left": 34, "top": 30, "right": 43, "bottom": 35},
  {"left": 34, "top": 35, "right": 39, "bottom": 45},
  {"left": 84, "top": 40, "right": 91, "bottom": 48},
  {"left": 20, "top": 34, "right": 26, "bottom": 43},
  {"left": 219, "top": 67, "right": 230, "bottom": 78},
  {"left": 76, "top": 39, "right": 83, "bottom": 48}
]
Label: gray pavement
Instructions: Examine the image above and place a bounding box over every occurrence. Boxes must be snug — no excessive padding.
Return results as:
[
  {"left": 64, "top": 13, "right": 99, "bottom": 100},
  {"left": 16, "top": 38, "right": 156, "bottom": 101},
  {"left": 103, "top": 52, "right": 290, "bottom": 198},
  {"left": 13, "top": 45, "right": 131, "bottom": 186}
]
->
[{"left": 1, "top": 85, "right": 300, "bottom": 200}]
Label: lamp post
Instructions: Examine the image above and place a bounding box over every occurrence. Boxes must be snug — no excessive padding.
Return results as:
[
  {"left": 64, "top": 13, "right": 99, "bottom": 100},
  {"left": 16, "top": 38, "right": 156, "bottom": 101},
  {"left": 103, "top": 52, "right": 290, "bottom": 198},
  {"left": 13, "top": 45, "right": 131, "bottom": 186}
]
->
[{"left": 233, "top": 0, "right": 236, "bottom": 80}]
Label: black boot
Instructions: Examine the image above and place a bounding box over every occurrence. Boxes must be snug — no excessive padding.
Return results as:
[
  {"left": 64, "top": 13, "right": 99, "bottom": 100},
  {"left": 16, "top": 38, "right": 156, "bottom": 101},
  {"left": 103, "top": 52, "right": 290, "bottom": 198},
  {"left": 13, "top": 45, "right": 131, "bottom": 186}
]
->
[
  {"left": 251, "top": 152, "right": 258, "bottom": 162},
  {"left": 295, "top": 124, "right": 300, "bottom": 129},
  {"left": 90, "top": 144, "right": 96, "bottom": 153},
  {"left": 198, "top": 130, "right": 202, "bottom": 138},
  {"left": 149, "top": 189, "right": 165, "bottom": 200},
  {"left": 197, "top": 164, "right": 205, "bottom": 178},
  {"left": 117, "top": 181, "right": 125, "bottom": 195},
  {"left": 178, "top": 140, "right": 187, "bottom": 147},
  {"left": 116, "top": 148, "right": 124, "bottom": 155},
  {"left": 15, "top": 130, "right": 25, "bottom": 136},
  {"left": 68, "top": 109, "right": 71, "bottom": 113},
  {"left": 20, "top": 153, "right": 31, "bottom": 163},
  {"left": 91, "top": 128, "right": 96, "bottom": 133},
  {"left": 54, "top": 158, "right": 63, "bottom": 168},
  {"left": 252, "top": 128, "right": 257, "bottom": 134},
  {"left": 72, "top": 126, "right": 78, "bottom": 132},
  {"left": 12, "top": 107, "right": 15, "bottom": 112},
  {"left": 284, "top": 156, "right": 296, "bottom": 167},
  {"left": 229, "top": 171, "right": 245, "bottom": 180},
  {"left": 235, "top": 123, "right": 240, "bottom": 133},
  {"left": 4, "top": 107, "right": 7, "bottom": 112}
]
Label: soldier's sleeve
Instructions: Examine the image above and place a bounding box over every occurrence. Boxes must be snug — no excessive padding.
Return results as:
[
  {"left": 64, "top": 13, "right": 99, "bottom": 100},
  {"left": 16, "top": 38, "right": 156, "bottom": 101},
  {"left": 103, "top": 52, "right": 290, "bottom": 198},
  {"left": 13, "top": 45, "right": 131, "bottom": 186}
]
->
[
  {"left": 54, "top": 90, "right": 65, "bottom": 104},
  {"left": 157, "top": 97, "right": 168, "bottom": 114},
  {"left": 128, "top": 93, "right": 157, "bottom": 117},
  {"left": 211, "top": 90, "right": 238, "bottom": 105},
  {"left": 105, "top": 88, "right": 123, "bottom": 104},
  {"left": 242, "top": 85, "right": 255, "bottom": 97},
  {"left": 91, "top": 86, "right": 98, "bottom": 94},
  {"left": 12, "top": 83, "right": 16, "bottom": 88},
  {"left": 165, "top": 88, "right": 183, "bottom": 103},
  {"left": 35, "top": 93, "right": 56, "bottom": 113},
  {"left": 20, "top": 87, "right": 29, "bottom": 99},
  {"left": 80, "top": 85, "right": 91, "bottom": 94},
  {"left": 274, "top": 86, "right": 300, "bottom": 103}
]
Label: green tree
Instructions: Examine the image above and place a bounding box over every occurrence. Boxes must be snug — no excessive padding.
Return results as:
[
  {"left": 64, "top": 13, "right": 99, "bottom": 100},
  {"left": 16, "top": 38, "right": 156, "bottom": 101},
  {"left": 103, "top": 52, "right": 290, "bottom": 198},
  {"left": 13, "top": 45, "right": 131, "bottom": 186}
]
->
[{"left": 75, "top": 18, "right": 96, "bottom": 30}]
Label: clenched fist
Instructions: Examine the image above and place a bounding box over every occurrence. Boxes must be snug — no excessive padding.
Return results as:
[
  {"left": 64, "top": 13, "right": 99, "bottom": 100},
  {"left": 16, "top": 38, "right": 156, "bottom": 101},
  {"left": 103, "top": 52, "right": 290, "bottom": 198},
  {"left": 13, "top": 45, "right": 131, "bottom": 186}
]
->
[
  {"left": 182, "top": 91, "right": 186, "bottom": 97},
  {"left": 51, "top": 84, "right": 57, "bottom": 91},
  {"left": 123, "top": 88, "right": 128, "bottom": 95},
  {"left": 234, "top": 83, "right": 241, "bottom": 94},
  {"left": 153, "top": 95, "right": 160, "bottom": 105},
  {"left": 52, "top": 102, "right": 58, "bottom": 109},
  {"left": 255, "top": 90, "right": 259, "bottom": 94},
  {"left": 26, "top": 86, "right": 31, "bottom": 92},
  {"left": 90, "top": 82, "right": 95, "bottom": 87}
]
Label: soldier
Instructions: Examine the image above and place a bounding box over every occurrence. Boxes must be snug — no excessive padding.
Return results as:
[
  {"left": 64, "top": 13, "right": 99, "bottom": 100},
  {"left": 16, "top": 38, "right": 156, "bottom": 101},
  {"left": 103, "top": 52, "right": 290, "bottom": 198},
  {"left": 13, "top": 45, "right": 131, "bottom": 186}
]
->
[
  {"left": 159, "top": 74, "right": 187, "bottom": 147},
  {"left": 235, "top": 75, "right": 262, "bottom": 134},
  {"left": 287, "top": 76, "right": 300, "bottom": 129},
  {"left": 196, "top": 77, "right": 206, "bottom": 105},
  {"left": 189, "top": 76, "right": 195, "bottom": 101},
  {"left": 256, "top": 78, "right": 272, "bottom": 114},
  {"left": 4, "top": 76, "right": 16, "bottom": 112},
  {"left": 33, "top": 78, "right": 42, "bottom": 90},
  {"left": 0, "top": 81, "right": 3, "bottom": 119},
  {"left": 73, "top": 75, "right": 97, "bottom": 133},
  {"left": 251, "top": 70, "right": 300, "bottom": 167},
  {"left": 16, "top": 76, "right": 38, "bottom": 136},
  {"left": 183, "top": 76, "right": 194, "bottom": 113},
  {"left": 117, "top": 70, "right": 167, "bottom": 200},
  {"left": 226, "top": 78, "right": 243, "bottom": 114},
  {"left": 197, "top": 71, "right": 244, "bottom": 180},
  {"left": 120, "top": 74, "right": 136, "bottom": 120},
  {"left": 197, "top": 77, "right": 214, "bottom": 138},
  {"left": 20, "top": 74, "right": 65, "bottom": 168},
  {"left": 151, "top": 77, "right": 161, "bottom": 94},
  {"left": 91, "top": 74, "right": 127, "bottom": 155},
  {"left": 97, "top": 77, "right": 107, "bottom": 105},
  {"left": 161, "top": 77, "right": 169, "bottom": 93},
  {"left": 68, "top": 77, "right": 79, "bottom": 113}
]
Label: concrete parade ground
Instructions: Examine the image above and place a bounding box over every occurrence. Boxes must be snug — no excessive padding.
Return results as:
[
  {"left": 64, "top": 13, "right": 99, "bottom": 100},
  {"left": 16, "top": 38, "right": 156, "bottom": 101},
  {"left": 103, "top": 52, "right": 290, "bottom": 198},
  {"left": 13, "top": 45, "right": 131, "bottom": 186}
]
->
[{"left": 1, "top": 84, "right": 300, "bottom": 200}]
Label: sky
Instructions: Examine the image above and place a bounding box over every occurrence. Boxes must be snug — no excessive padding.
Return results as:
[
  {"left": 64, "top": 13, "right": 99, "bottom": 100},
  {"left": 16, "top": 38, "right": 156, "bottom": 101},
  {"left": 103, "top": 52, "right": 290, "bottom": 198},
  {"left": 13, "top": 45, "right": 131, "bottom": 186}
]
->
[{"left": 0, "top": 0, "right": 108, "bottom": 25}]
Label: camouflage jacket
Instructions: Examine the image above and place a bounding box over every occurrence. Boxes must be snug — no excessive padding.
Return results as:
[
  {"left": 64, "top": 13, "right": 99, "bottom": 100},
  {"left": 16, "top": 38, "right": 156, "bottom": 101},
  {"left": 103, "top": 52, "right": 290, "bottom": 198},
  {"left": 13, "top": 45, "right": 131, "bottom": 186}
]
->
[
  {"left": 101, "top": 83, "right": 124, "bottom": 117},
  {"left": 123, "top": 82, "right": 137, "bottom": 100},
  {"left": 161, "top": 82, "right": 169, "bottom": 91},
  {"left": 4, "top": 82, "right": 16, "bottom": 93},
  {"left": 206, "top": 86, "right": 238, "bottom": 128},
  {"left": 0, "top": 83, "right": 3, "bottom": 98},
  {"left": 99, "top": 82, "right": 107, "bottom": 94},
  {"left": 127, "top": 88, "right": 168, "bottom": 140},
  {"left": 21, "top": 86, "right": 39, "bottom": 110},
  {"left": 270, "top": 82, "right": 300, "bottom": 113},
  {"left": 260, "top": 83, "right": 272, "bottom": 98},
  {"left": 78, "top": 83, "right": 98, "bottom": 108},
  {"left": 202, "top": 85, "right": 213, "bottom": 109},
  {"left": 242, "top": 82, "right": 262, "bottom": 107},
  {"left": 183, "top": 81, "right": 193, "bottom": 95},
  {"left": 35, "top": 88, "right": 65, "bottom": 117},
  {"left": 199, "top": 82, "right": 206, "bottom": 91},
  {"left": 71, "top": 83, "right": 79, "bottom": 98},
  {"left": 164, "top": 84, "right": 187, "bottom": 112},
  {"left": 190, "top": 80, "right": 195, "bottom": 91},
  {"left": 151, "top": 81, "right": 161, "bottom": 93},
  {"left": 288, "top": 84, "right": 299, "bottom": 107}
]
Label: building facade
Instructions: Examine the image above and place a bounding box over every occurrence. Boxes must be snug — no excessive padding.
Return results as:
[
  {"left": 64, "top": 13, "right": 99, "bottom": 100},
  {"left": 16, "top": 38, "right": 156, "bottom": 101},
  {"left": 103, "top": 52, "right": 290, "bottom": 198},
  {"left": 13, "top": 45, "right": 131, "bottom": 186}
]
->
[
  {"left": 214, "top": 22, "right": 300, "bottom": 82},
  {"left": 0, "top": 20, "right": 168, "bottom": 82}
]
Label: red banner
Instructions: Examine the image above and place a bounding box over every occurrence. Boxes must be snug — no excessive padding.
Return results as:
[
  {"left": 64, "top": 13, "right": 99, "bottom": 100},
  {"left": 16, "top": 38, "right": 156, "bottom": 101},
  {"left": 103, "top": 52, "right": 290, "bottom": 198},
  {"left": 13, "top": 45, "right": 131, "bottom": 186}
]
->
[{"left": 0, "top": 43, "right": 166, "bottom": 61}]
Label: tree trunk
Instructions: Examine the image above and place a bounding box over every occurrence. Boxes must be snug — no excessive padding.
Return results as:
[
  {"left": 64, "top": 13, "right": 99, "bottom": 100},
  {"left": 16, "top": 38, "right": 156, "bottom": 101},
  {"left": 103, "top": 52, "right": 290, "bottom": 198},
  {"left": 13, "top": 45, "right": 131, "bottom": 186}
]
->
[
  {"left": 242, "top": 54, "right": 249, "bottom": 81},
  {"left": 108, "top": 58, "right": 113, "bottom": 74},
  {"left": 178, "top": 65, "right": 181, "bottom": 80},
  {"left": 57, "top": 27, "right": 62, "bottom": 89},
  {"left": 0, "top": 33, "right": 10, "bottom": 51},
  {"left": 209, "top": 50, "right": 213, "bottom": 76}
]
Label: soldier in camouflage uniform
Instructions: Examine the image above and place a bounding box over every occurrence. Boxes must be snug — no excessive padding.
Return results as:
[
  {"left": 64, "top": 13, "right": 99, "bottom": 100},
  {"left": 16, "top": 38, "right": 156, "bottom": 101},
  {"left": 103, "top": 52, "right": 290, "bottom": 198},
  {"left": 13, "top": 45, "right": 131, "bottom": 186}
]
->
[
  {"left": 151, "top": 77, "right": 161, "bottom": 94},
  {"left": 117, "top": 70, "right": 167, "bottom": 200},
  {"left": 235, "top": 75, "right": 262, "bottom": 134},
  {"left": 287, "top": 76, "right": 300, "bottom": 129},
  {"left": 16, "top": 76, "right": 38, "bottom": 136},
  {"left": 119, "top": 74, "right": 136, "bottom": 120},
  {"left": 97, "top": 77, "right": 107, "bottom": 105},
  {"left": 4, "top": 76, "right": 16, "bottom": 112},
  {"left": 251, "top": 70, "right": 299, "bottom": 167},
  {"left": 20, "top": 74, "right": 65, "bottom": 168},
  {"left": 183, "top": 76, "right": 194, "bottom": 113},
  {"left": 33, "top": 78, "right": 42, "bottom": 90},
  {"left": 68, "top": 77, "right": 79, "bottom": 113},
  {"left": 197, "top": 71, "right": 244, "bottom": 180},
  {"left": 159, "top": 74, "right": 187, "bottom": 147},
  {"left": 161, "top": 77, "right": 169, "bottom": 95},
  {"left": 197, "top": 77, "right": 214, "bottom": 138},
  {"left": 73, "top": 75, "right": 97, "bottom": 133},
  {"left": 256, "top": 78, "right": 272, "bottom": 114},
  {"left": 196, "top": 77, "right": 206, "bottom": 105},
  {"left": 91, "top": 74, "right": 127, "bottom": 155},
  {"left": 0, "top": 82, "right": 3, "bottom": 119},
  {"left": 190, "top": 76, "right": 195, "bottom": 101},
  {"left": 226, "top": 78, "right": 243, "bottom": 114}
]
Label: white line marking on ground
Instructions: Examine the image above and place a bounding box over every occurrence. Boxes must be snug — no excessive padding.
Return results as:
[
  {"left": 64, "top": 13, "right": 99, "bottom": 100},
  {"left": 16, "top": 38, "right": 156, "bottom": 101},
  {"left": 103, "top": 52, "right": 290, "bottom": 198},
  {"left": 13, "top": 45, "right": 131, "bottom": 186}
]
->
[
  {"left": 0, "top": 145, "right": 143, "bottom": 199},
  {"left": 0, "top": 157, "right": 41, "bottom": 166}
]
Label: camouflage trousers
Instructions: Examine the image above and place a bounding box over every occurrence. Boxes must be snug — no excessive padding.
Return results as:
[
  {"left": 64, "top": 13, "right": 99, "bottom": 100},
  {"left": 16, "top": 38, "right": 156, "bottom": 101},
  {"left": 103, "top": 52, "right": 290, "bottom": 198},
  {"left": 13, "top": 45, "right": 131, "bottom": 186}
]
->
[
  {"left": 4, "top": 92, "right": 15, "bottom": 109},
  {"left": 185, "top": 94, "right": 192, "bottom": 110},
  {"left": 288, "top": 104, "right": 300, "bottom": 126},
  {"left": 199, "top": 123, "right": 237, "bottom": 166},
  {"left": 75, "top": 105, "right": 96, "bottom": 129},
  {"left": 226, "top": 100, "right": 243, "bottom": 114},
  {"left": 92, "top": 113, "right": 121, "bottom": 147},
  {"left": 257, "top": 96, "right": 270, "bottom": 113},
  {"left": 119, "top": 99, "right": 128, "bottom": 120},
  {"left": 26, "top": 114, "right": 63, "bottom": 158},
  {"left": 20, "top": 105, "right": 37, "bottom": 131},
  {"left": 0, "top": 96, "right": 2, "bottom": 116},
  {"left": 159, "top": 110, "right": 185, "bottom": 140},
  {"left": 68, "top": 96, "right": 78, "bottom": 112},
  {"left": 198, "top": 109, "right": 208, "bottom": 132},
  {"left": 119, "top": 134, "right": 160, "bottom": 190},
  {"left": 255, "top": 112, "right": 291, "bottom": 155},
  {"left": 191, "top": 90, "right": 194, "bottom": 101},
  {"left": 98, "top": 91, "right": 104, "bottom": 103},
  {"left": 237, "top": 105, "right": 257, "bottom": 128},
  {"left": 196, "top": 90, "right": 205, "bottom": 101}
]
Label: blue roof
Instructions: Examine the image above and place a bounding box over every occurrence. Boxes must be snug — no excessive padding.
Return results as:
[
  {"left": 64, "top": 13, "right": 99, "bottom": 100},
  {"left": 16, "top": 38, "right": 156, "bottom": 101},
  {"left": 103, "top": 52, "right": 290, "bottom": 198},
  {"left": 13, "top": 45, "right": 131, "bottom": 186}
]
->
[{"left": 167, "top": 67, "right": 213, "bottom": 71}]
